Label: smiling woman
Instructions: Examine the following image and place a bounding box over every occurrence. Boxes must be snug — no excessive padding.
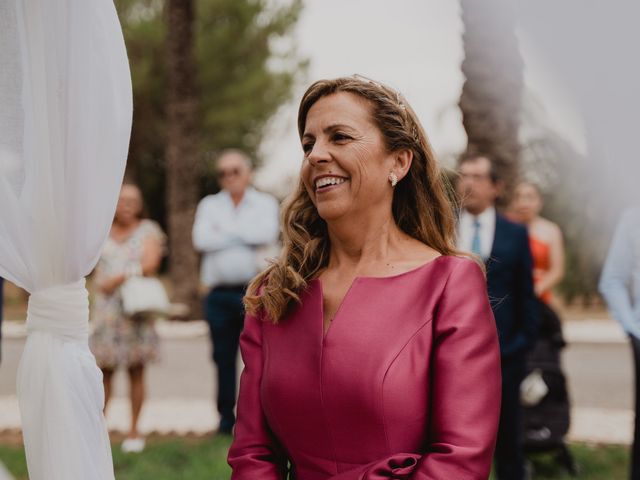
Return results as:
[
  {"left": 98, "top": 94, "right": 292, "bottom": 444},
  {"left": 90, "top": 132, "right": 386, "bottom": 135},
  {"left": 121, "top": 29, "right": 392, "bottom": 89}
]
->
[
  {"left": 229, "top": 76, "right": 501, "bottom": 480},
  {"left": 247, "top": 77, "right": 463, "bottom": 322}
]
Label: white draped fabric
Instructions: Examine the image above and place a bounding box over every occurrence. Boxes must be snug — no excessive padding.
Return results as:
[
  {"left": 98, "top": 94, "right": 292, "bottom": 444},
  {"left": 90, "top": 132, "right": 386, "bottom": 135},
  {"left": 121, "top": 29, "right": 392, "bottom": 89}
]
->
[{"left": 0, "top": 0, "right": 132, "bottom": 478}]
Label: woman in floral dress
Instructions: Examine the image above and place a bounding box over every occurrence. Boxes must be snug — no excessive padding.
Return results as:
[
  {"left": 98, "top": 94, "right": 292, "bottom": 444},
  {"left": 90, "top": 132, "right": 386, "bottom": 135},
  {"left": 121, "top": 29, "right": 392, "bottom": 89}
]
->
[{"left": 90, "top": 183, "right": 165, "bottom": 453}]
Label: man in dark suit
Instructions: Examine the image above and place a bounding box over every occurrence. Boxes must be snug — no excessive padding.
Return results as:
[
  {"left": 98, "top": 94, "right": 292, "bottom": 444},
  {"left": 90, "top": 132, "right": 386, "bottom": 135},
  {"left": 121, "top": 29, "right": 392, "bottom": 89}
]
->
[{"left": 456, "top": 153, "right": 538, "bottom": 480}]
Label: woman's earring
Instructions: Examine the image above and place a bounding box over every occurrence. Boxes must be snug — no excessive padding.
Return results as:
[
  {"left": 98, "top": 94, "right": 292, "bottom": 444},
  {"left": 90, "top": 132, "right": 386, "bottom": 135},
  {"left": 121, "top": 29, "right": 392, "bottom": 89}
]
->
[{"left": 388, "top": 172, "right": 398, "bottom": 187}]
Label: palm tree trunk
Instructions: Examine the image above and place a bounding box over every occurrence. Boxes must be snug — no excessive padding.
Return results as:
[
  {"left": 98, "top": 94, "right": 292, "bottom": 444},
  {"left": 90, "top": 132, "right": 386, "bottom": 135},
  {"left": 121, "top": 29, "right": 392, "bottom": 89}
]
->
[
  {"left": 459, "top": 0, "right": 524, "bottom": 199},
  {"left": 165, "top": 0, "right": 200, "bottom": 315}
]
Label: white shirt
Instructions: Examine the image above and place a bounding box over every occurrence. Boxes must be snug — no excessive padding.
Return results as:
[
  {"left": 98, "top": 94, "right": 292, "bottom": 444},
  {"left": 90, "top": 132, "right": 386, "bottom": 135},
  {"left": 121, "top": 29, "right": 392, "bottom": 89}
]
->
[
  {"left": 456, "top": 207, "right": 496, "bottom": 260},
  {"left": 599, "top": 207, "right": 640, "bottom": 338},
  {"left": 192, "top": 187, "right": 280, "bottom": 288}
]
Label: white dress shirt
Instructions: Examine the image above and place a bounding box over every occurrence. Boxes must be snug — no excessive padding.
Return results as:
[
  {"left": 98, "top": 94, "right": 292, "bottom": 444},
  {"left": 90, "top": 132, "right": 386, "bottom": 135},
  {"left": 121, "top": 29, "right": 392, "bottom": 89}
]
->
[
  {"left": 599, "top": 207, "right": 640, "bottom": 339},
  {"left": 457, "top": 207, "right": 496, "bottom": 260},
  {"left": 192, "top": 187, "right": 280, "bottom": 288}
]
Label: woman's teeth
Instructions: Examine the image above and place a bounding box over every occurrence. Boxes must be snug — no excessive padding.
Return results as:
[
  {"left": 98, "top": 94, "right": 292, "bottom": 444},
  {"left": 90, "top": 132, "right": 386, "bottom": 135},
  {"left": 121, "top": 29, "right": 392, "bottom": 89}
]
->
[{"left": 316, "top": 177, "right": 347, "bottom": 189}]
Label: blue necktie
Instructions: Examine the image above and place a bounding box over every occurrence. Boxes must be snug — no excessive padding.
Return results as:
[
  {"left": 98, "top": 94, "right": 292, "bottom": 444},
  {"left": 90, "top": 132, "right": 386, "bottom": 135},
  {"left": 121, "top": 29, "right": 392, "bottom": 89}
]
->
[{"left": 471, "top": 218, "right": 482, "bottom": 256}]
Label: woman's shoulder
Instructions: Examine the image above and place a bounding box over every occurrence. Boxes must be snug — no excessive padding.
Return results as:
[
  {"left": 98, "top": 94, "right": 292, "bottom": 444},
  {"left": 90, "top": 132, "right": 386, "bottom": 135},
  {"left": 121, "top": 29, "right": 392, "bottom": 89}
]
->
[
  {"left": 430, "top": 256, "right": 487, "bottom": 305},
  {"left": 398, "top": 254, "right": 483, "bottom": 287},
  {"left": 420, "top": 253, "right": 479, "bottom": 269},
  {"left": 393, "top": 255, "right": 486, "bottom": 310},
  {"left": 532, "top": 217, "right": 562, "bottom": 242},
  {"left": 426, "top": 255, "right": 484, "bottom": 288},
  {"left": 138, "top": 218, "right": 162, "bottom": 230},
  {"left": 440, "top": 254, "right": 482, "bottom": 273},
  {"left": 137, "top": 219, "right": 166, "bottom": 240}
]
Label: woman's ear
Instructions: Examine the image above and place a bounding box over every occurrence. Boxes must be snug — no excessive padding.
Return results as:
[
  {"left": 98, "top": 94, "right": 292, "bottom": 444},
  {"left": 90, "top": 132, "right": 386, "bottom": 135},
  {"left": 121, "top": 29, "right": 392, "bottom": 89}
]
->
[{"left": 394, "top": 149, "right": 413, "bottom": 181}]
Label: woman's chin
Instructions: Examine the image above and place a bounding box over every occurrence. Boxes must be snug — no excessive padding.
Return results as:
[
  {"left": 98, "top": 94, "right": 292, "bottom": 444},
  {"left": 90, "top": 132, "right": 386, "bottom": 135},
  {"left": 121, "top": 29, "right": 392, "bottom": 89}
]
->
[{"left": 315, "top": 204, "right": 349, "bottom": 223}]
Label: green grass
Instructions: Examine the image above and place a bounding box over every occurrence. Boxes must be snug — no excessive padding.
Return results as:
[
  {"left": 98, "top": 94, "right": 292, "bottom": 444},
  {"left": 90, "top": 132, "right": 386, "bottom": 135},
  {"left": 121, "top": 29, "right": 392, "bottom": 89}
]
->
[
  {"left": 0, "top": 435, "right": 232, "bottom": 480},
  {"left": 0, "top": 443, "right": 27, "bottom": 479},
  {"left": 0, "top": 439, "right": 630, "bottom": 479},
  {"left": 527, "top": 443, "right": 629, "bottom": 479},
  {"left": 487, "top": 443, "right": 629, "bottom": 479}
]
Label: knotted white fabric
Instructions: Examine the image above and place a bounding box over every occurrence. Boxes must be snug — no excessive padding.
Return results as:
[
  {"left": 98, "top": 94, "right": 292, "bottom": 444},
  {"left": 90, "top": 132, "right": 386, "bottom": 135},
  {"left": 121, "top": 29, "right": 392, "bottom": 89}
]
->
[
  {"left": 0, "top": 0, "right": 132, "bottom": 478},
  {"left": 18, "top": 280, "right": 113, "bottom": 480},
  {"left": 26, "top": 280, "right": 90, "bottom": 341}
]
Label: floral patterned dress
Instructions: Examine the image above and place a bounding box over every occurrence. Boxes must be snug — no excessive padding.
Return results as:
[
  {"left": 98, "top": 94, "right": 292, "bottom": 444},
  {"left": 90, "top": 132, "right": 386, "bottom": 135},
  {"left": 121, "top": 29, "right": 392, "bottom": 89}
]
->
[{"left": 90, "top": 219, "right": 165, "bottom": 369}]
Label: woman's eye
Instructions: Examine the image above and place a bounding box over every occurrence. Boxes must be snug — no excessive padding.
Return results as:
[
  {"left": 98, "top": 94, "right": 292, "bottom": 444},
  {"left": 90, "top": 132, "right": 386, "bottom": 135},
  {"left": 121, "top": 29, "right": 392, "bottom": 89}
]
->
[
  {"left": 333, "top": 133, "right": 351, "bottom": 142},
  {"left": 302, "top": 142, "right": 314, "bottom": 154}
]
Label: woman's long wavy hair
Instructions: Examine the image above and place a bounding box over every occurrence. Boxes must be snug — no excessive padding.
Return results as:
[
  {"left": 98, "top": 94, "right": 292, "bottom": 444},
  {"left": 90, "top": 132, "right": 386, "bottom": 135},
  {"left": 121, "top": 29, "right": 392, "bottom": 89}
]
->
[{"left": 245, "top": 76, "right": 462, "bottom": 323}]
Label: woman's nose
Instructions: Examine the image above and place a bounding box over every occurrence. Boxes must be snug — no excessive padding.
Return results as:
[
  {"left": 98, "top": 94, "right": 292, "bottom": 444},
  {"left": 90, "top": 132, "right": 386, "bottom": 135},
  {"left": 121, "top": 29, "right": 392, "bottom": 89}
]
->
[{"left": 307, "top": 141, "right": 332, "bottom": 165}]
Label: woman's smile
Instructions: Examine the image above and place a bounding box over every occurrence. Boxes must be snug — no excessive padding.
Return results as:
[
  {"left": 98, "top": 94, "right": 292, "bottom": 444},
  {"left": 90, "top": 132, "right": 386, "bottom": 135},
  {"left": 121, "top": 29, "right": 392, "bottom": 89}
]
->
[{"left": 314, "top": 175, "right": 350, "bottom": 194}]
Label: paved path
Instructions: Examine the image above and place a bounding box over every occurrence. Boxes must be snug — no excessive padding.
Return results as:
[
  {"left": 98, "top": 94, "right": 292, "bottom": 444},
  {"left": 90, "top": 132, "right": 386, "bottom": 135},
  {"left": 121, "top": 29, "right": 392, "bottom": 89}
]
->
[
  {"left": 0, "top": 318, "right": 634, "bottom": 445},
  {"left": 0, "top": 396, "right": 633, "bottom": 445}
]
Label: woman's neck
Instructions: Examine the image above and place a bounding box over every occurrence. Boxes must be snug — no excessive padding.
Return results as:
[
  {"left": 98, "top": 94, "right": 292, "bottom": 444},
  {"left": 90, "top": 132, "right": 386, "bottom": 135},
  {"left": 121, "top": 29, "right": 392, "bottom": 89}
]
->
[
  {"left": 113, "top": 218, "right": 139, "bottom": 230},
  {"left": 523, "top": 214, "right": 540, "bottom": 228},
  {"left": 326, "top": 213, "right": 406, "bottom": 271}
]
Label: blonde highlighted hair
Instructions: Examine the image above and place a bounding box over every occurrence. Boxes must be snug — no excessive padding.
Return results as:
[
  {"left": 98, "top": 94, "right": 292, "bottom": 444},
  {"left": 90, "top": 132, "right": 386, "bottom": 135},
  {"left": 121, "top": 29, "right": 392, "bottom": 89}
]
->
[{"left": 245, "top": 76, "right": 462, "bottom": 322}]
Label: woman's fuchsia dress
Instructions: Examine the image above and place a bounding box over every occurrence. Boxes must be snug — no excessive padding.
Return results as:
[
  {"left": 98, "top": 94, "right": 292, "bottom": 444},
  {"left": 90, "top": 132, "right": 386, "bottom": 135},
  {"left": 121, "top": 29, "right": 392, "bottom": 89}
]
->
[{"left": 228, "top": 256, "right": 501, "bottom": 479}]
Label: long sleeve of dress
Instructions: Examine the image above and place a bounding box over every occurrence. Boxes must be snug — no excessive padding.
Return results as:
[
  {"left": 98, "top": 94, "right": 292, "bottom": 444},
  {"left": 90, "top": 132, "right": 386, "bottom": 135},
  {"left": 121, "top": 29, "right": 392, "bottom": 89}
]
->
[
  {"left": 227, "top": 311, "right": 288, "bottom": 479},
  {"left": 329, "top": 259, "right": 501, "bottom": 480}
]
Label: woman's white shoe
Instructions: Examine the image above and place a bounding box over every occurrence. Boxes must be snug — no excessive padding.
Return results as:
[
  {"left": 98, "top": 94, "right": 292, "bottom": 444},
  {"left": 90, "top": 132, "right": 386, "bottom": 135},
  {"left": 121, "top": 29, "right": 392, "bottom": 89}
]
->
[{"left": 121, "top": 437, "right": 146, "bottom": 453}]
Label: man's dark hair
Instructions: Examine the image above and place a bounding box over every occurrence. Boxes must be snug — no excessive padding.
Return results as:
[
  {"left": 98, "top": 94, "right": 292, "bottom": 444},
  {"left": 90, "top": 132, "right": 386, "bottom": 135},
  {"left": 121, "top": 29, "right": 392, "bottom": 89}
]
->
[{"left": 457, "top": 152, "right": 501, "bottom": 184}]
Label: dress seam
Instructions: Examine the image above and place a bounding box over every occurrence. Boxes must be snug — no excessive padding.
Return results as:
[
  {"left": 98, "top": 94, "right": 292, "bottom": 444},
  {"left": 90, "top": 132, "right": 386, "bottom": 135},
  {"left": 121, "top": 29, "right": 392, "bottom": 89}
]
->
[
  {"left": 380, "top": 316, "right": 434, "bottom": 453},
  {"left": 319, "top": 340, "right": 341, "bottom": 475},
  {"left": 318, "top": 290, "right": 340, "bottom": 475}
]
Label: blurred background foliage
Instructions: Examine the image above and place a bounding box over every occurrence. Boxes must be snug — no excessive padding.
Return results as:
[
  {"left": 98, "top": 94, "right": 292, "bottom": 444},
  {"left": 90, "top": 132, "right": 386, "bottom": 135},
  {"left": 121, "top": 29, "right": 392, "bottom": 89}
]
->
[
  {"left": 114, "top": 0, "right": 307, "bottom": 224},
  {"left": 108, "top": 0, "right": 611, "bottom": 305}
]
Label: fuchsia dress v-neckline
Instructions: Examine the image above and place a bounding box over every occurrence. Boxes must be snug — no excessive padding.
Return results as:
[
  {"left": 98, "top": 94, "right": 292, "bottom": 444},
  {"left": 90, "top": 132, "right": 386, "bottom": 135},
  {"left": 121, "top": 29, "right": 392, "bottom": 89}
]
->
[{"left": 316, "top": 257, "right": 445, "bottom": 339}]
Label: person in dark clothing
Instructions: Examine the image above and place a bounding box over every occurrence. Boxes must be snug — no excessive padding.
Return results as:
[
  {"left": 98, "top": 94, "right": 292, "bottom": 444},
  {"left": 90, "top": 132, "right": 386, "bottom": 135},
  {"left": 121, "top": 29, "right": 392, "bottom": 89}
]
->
[{"left": 456, "top": 154, "right": 538, "bottom": 480}]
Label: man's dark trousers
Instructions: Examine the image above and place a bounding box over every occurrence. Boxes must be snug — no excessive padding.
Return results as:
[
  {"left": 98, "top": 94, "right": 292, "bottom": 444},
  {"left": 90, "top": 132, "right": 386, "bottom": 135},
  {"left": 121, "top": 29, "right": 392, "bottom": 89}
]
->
[
  {"left": 495, "top": 353, "right": 527, "bottom": 479},
  {"left": 204, "top": 285, "right": 246, "bottom": 433}
]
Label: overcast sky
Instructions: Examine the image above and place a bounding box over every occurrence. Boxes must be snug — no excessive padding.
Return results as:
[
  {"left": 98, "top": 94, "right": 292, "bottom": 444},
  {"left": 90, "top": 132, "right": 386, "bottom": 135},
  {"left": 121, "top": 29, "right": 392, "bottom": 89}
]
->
[{"left": 254, "top": 0, "right": 586, "bottom": 196}]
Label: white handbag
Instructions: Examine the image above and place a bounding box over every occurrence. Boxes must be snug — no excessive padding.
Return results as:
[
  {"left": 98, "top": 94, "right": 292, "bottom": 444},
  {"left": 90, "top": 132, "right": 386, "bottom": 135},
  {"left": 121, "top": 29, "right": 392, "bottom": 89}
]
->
[{"left": 120, "top": 276, "right": 170, "bottom": 317}]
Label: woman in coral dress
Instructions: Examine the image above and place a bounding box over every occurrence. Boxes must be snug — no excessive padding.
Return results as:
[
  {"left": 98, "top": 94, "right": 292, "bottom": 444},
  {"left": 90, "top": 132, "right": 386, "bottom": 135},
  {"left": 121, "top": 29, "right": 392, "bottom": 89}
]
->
[
  {"left": 509, "top": 181, "right": 565, "bottom": 305},
  {"left": 228, "top": 76, "right": 502, "bottom": 479}
]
